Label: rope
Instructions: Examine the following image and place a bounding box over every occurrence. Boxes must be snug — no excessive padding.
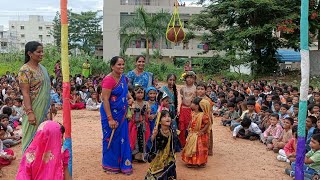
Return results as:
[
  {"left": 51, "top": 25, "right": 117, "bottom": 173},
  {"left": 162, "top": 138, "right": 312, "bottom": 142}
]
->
[{"left": 165, "top": 0, "right": 186, "bottom": 43}]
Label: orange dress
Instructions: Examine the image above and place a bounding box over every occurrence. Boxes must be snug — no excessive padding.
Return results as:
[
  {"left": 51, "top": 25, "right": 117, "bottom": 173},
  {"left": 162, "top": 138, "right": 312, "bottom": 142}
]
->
[{"left": 181, "top": 112, "right": 209, "bottom": 165}]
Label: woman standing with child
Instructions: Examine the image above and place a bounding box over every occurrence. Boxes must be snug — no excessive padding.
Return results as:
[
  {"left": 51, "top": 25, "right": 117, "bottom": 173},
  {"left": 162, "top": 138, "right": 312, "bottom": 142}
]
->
[
  {"left": 100, "top": 56, "right": 132, "bottom": 175},
  {"left": 18, "top": 41, "right": 51, "bottom": 152}
]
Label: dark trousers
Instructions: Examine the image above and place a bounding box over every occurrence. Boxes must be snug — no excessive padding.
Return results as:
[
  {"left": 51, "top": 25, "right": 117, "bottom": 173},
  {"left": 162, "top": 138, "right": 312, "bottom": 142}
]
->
[{"left": 238, "top": 129, "right": 260, "bottom": 139}]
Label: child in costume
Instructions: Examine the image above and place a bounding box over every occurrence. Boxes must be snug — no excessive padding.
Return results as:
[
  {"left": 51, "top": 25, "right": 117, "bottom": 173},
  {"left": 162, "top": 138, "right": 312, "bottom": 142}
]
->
[{"left": 145, "top": 110, "right": 177, "bottom": 180}]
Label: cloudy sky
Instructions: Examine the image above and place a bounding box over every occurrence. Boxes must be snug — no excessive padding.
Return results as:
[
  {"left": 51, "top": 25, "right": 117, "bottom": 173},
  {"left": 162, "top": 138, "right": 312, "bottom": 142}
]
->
[
  {"left": 0, "top": 0, "right": 103, "bottom": 29},
  {"left": 0, "top": 0, "right": 198, "bottom": 30}
]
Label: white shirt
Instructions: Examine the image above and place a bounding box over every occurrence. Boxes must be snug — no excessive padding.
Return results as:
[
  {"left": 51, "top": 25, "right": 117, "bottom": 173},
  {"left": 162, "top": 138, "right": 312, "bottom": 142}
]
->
[{"left": 233, "top": 122, "right": 262, "bottom": 137}]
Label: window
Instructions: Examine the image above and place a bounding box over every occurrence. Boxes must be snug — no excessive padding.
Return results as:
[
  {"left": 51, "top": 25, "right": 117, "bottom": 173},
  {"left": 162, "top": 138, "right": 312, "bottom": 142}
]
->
[
  {"left": 46, "top": 35, "right": 51, "bottom": 38},
  {"left": 11, "top": 25, "right": 14, "bottom": 29},
  {"left": 39, "top": 35, "right": 43, "bottom": 41},
  {"left": 46, "top": 26, "right": 51, "bottom": 30},
  {"left": 1, "top": 42, "right": 8, "bottom": 47},
  {"left": 21, "top": 34, "right": 25, "bottom": 38},
  {"left": 39, "top": 26, "right": 43, "bottom": 30},
  {"left": 20, "top": 26, "right": 24, "bottom": 30}
]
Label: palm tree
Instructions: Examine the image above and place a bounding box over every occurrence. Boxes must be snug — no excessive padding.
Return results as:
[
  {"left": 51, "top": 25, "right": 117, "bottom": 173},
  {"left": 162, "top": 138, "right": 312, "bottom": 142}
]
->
[{"left": 119, "top": 6, "right": 170, "bottom": 63}]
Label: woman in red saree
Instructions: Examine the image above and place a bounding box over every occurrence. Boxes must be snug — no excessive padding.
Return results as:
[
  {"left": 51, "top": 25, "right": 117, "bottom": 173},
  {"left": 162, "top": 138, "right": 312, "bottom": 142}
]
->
[{"left": 181, "top": 97, "right": 210, "bottom": 167}]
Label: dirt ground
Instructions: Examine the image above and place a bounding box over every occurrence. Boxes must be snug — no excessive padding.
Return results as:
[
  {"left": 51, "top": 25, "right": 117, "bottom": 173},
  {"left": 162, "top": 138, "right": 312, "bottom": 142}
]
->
[{"left": 4, "top": 109, "right": 291, "bottom": 180}]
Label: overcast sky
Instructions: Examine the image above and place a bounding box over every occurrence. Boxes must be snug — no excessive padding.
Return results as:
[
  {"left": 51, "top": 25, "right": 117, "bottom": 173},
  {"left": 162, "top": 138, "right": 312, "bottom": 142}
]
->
[{"left": 0, "top": 0, "right": 199, "bottom": 30}]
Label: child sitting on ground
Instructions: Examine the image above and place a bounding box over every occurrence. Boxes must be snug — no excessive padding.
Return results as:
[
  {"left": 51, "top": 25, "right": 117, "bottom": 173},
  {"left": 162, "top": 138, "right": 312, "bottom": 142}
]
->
[
  {"left": 313, "top": 118, "right": 320, "bottom": 135},
  {"left": 221, "top": 102, "right": 240, "bottom": 126},
  {"left": 218, "top": 99, "right": 228, "bottom": 116},
  {"left": 86, "top": 92, "right": 101, "bottom": 111},
  {"left": 259, "top": 109, "right": 272, "bottom": 132},
  {"left": 306, "top": 116, "right": 317, "bottom": 152},
  {"left": 0, "top": 114, "right": 20, "bottom": 148},
  {"left": 145, "top": 110, "right": 177, "bottom": 180},
  {"left": 12, "top": 98, "right": 23, "bottom": 126},
  {"left": 230, "top": 100, "right": 258, "bottom": 131},
  {"left": 261, "top": 113, "right": 283, "bottom": 150},
  {"left": 70, "top": 87, "right": 85, "bottom": 110},
  {"left": 232, "top": 116, "right": 262, "bottom": 141},
  {"left": 277, "top": 125, "right": 297, "bottom": 164},
  {"left": 285, "top": 133, "right": 320, "bottom": 177},
  {"left": 0, "top": 122, "right": 16, "bottom": 177},
  {"left": 271, "top": 117, "right": 293, "bottom": 153},
  {"left": 279, "top": 104, "right": 290, "bottom": 126}
]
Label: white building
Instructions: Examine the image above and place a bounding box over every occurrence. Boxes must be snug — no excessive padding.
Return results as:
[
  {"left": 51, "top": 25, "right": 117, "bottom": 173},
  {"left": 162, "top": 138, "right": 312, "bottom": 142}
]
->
[
  {"left": 8, "top": 15, "right": 54, "bottom": 50},
  {"left": 0, "top": 25, "right": 9, "bottom": 53},
  {"left": 103, "top": 0, "right": 215, "bottom": 61}
]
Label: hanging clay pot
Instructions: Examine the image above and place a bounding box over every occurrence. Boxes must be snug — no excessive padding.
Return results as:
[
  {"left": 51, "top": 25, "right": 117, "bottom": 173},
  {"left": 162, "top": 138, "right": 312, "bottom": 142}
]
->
[{"left": 166, "top": 25, "right": 185, "bottom": 43}]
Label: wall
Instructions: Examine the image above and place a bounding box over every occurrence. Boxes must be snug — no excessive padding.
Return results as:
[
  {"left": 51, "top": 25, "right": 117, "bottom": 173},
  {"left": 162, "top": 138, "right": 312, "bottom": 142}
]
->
[{"left": 310, "top": 50, "right": 320, "bottom": 76}]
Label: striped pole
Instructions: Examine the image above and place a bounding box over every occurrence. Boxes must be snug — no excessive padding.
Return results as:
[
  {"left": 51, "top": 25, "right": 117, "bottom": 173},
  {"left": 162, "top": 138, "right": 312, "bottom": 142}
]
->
[
  {"left": 60, "top": 0, "right": 73, "bottom": 176},
  {"left": 295, "top": 0, "right": 309, "bottom": 179}
]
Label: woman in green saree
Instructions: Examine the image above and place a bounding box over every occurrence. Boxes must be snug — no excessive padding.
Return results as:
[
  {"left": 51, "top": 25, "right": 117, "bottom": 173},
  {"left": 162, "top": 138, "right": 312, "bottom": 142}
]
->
[
  {"left": 18, "top": 41, "right": 51, "bottom": 152},
  {"left": 82, "top": 59, "right": 91, "bottom": 78}
]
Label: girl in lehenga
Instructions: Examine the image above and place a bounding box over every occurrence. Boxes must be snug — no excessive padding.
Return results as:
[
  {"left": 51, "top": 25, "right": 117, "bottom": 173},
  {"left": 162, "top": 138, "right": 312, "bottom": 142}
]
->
[
  {"left": 129, "top": 85, "right": 151, "bottom": 162},
  {"left": 181, "top": 97, "right": 210, "bottom": 168},
  {"left": 145, "top": 110, "right": 177, "bottom": 180}
]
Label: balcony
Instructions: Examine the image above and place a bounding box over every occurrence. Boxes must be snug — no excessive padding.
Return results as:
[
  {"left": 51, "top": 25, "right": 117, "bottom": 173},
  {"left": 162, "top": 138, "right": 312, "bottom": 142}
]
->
[
  {"left": 120, "top": 0, "right": 160, "bottom": 6},
  {"left": 125, "top": 47, "right": 216, "bottom": 58},
  {"left": 119, "top": 0, "right": 203, "bottom": 14}
]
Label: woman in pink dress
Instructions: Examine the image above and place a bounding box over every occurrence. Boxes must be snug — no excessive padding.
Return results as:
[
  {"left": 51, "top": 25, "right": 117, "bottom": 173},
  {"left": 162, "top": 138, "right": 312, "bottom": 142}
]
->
[{"left": 16, "top": 121, "right": 71, "bottom": 180}]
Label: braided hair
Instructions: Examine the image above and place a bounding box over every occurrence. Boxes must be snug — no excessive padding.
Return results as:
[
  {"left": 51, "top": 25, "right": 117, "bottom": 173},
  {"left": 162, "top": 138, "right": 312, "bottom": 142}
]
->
[{"left": 167, "top": 74, "right": 178, "bottom": 115}]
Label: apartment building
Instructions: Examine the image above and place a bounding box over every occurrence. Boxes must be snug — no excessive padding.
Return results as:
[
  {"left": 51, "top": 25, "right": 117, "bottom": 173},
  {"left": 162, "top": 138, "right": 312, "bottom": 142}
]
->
[
  {"left": 8, "top": 15, "right": 54, "bottom": 50},
  {"left": 0, "top": 25, "right": 9, "bottom": 53},
  {"left": 103, "top": 0, "right": 215, "bottom": 61}
]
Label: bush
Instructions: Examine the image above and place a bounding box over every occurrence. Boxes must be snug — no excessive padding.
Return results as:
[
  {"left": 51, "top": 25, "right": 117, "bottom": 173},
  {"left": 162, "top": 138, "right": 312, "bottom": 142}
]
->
[
  {"left": 0, "top": 45, "right": 110, "bottom": 76},
  {"left": 221, "top": 71, "right": 253, "bottom": 82}
]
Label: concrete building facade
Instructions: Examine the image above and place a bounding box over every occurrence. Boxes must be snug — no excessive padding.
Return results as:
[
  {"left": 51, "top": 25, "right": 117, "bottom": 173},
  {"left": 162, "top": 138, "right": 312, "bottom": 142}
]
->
[
  {"left": 103, "top": 0, "right": 215, "bottom": 61},
  {"left": 8, "top": 15, "right": 54, "bottom": 51}
]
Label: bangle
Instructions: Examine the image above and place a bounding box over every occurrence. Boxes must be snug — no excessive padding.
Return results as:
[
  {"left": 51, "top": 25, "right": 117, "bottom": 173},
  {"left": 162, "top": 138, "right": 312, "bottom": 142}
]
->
[{"left": 26, "top": 109, "right": 33, "bottom": 115}]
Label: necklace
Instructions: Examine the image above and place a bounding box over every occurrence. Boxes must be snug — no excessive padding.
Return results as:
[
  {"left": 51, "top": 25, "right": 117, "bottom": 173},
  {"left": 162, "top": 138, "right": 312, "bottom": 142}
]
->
[{"left": 160, "top": 129, "right": 170, "bottom": 136}]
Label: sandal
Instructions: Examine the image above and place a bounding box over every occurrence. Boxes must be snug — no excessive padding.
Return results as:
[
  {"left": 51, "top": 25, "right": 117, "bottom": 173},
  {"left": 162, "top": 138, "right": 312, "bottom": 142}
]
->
[
  {"left": 186, "top": 164, "right": 197, "bottom": 168},
  {"left": 198, "top": 164, "right": 206, "bottom": 168}
]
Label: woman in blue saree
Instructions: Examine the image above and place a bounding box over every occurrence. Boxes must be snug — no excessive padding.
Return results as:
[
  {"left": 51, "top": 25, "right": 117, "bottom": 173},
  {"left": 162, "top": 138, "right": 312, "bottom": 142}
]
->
[
  {"left": 127, "top": 55, "right": 154, "bottom": 89},
  {"left": 100, "top": 56, "right": 132, "bottom": 175}
]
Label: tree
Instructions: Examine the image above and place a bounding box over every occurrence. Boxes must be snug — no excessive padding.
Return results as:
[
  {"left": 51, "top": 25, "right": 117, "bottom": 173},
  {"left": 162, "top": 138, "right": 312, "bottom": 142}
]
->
[
  {"left": 191, "top": 0, "right": 301, "bottom": 75},
  {"left": 51, "top": 12, "right": 62, "bottom": 48},
  {"left": 119, "top": 6, "right": 170, "bottom": 63},
  {"left": 51, "top": 10, "right": 102, "bottom": 55}
]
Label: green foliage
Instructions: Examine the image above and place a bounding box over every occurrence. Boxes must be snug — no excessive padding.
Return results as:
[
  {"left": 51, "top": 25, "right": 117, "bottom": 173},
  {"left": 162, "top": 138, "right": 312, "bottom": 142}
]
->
[
  {"left": 119, "top": 7, "right": 170, "bottom": 63},
  {"left": 191, "top": 0, "right": 303, "bottom": 75},
  {"left": 145, "top": 62, "right": 183, "bottom": 81},
  {"left": 0, "top": 45, "right": 108, "bottom": 76},
  {"left": 51, "top": 10, "right": 102, "bottom": 55},
  {"left": 221, "top": 71, "right": 253, "bottom": 82}
]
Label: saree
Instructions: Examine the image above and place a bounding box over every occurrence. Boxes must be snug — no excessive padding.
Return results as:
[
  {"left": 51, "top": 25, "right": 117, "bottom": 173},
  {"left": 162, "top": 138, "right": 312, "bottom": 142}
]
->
[
  {"left": 100, "top": 75, "right": 132, "bottom": 174},
  {"left": 145, "top": 130, "right": 176, "bottom": 180},
  {"left": 182, "top": 100, "right": 210, "bottom": 165},
  {"left": 82, "top": 62, "right": 90, "bottom": 78},
  {"left": 127, "top": 70, "right": 153, "bottom": 90},
  {"left": 19, "top": 64, "right": 51, "bottom": 153},
  {"left": 16, "top": 121, "right": 68, "bottom": 180}
]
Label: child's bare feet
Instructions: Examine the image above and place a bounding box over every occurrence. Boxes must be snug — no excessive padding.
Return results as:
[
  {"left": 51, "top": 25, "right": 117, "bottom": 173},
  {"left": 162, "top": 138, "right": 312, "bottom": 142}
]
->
[
  {"left": 7, "top": 155, "right": 16, "bottom": 161},
  {"left": 266, "top": 144, "right": 273, "bottom": 150}
]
